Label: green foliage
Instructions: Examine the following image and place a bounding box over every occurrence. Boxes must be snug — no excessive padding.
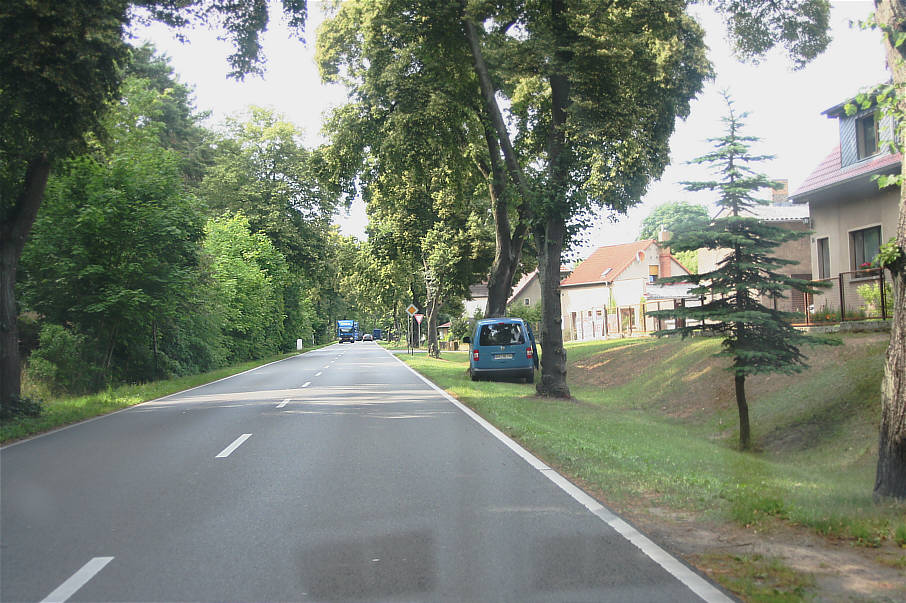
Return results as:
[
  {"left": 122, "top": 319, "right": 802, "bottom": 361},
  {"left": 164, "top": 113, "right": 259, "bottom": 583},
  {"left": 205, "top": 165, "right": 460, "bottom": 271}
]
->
[
  {"left": 874, "top": 237, "right": 905, "bottom": 271},
  {"left": 651, "top": 95, "right": 829, "bottom": 377},
  {"left": 19, "top": 139, "right": 205, "bottom": 383},
  {"left": 27, "top": 324, "right": 104, "bottom": 395},
  {"left": 638, "top": 201, "right": 710, "bottom": 241},
  {"left": 648, "top": 94, "right": 835, "bottom": 448},
  {"left": 0, "top": 1, "right": 130, "bottom": 215},
  {"left": 507, "top": 300, "right": 543, "bottom": 324},
  {"left": 203, "top": 213, "right": 289, "bottom": 362},
  {"left": 0, "top": 395, "right": 43, "bottom": 422},
  {"left": 708, "top": 0, "right": 832, "bottom": 69},
  {"left": 673, "top": 249, "right": 699, "bottom": 274},
  {"left": 857, "top": 281, "right": 894, "bottom": 316},
  {"left": 449, "top": 316, "right": 471, "bottom": 342}
]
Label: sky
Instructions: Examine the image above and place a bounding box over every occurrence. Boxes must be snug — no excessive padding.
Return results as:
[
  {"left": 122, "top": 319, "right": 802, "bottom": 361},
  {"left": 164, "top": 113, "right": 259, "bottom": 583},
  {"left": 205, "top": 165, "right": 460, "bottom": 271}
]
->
[{"left": 131, "top": 1, "right": 890, "bottom": 260}]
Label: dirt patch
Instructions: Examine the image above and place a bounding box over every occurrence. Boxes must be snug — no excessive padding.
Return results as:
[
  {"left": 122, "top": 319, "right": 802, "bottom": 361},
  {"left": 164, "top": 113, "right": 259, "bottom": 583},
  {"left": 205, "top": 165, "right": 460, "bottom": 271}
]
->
[
  {"left": 638, "top": 511, "right": 906, "bottom": 602},
  {"left": 562, "top": 468, "right": 905, "bottom": 601}
]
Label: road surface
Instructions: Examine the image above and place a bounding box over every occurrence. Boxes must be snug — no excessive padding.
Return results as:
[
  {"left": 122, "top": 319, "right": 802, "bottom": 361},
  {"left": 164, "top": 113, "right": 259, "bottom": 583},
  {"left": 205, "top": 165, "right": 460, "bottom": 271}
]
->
[{"left": 1, "top": 343, "right": 730, "bottom": 602}]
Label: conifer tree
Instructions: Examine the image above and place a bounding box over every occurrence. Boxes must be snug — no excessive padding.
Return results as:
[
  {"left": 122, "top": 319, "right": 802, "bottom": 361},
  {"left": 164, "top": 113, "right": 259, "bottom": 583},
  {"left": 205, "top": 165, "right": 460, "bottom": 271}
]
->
[{"left": 649, "top": 94, "right": 834, "bottom": 450}]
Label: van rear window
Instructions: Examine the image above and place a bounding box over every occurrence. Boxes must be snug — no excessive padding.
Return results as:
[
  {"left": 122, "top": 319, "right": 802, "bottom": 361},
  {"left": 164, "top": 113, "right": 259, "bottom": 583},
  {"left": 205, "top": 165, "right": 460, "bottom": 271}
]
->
[{"left": 479, "top": 323, "right": 525, "bottom": 346}]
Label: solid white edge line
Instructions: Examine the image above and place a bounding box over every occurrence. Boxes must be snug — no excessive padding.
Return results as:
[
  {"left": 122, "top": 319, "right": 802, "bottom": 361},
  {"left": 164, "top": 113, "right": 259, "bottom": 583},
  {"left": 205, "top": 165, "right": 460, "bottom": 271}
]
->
[
  {"left": 1, "top": 350, "right": 318, "bottom": 451},
  {"left": 215, "top": 433, "right": 252, "bottom": 458},
  {"left": 385, "top": 348, "right": 732, "bottom": 603},
  {"left": 276, "top": 399, "right": 290, "bottom": 409},
  {"left": 41, "top": 556, "right": 114, "bottom": 603}
]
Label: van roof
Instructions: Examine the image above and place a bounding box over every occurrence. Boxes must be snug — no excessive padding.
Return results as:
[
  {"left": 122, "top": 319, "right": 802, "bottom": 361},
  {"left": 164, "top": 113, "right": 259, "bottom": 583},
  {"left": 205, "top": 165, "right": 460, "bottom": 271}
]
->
[{"left": 477, "top": 317, "right": 524, "bottom": 324}]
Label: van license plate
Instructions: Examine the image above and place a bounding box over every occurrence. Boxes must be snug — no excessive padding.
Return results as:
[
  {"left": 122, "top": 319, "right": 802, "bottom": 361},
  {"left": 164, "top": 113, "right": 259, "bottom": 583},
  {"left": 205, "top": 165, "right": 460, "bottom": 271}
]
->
[{"left": 494, "top": 353, "right": 514, "bottom": 360}]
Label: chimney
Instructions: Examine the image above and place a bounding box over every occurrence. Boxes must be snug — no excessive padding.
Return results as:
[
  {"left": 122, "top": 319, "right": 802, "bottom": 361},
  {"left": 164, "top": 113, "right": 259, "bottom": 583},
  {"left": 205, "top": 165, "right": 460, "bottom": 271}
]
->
[
  {"left": 772, "top": 179, "right": 789, "bottom": 204},
  {"left": 658, "top": 227, "right": 671, "bottom": 278}
]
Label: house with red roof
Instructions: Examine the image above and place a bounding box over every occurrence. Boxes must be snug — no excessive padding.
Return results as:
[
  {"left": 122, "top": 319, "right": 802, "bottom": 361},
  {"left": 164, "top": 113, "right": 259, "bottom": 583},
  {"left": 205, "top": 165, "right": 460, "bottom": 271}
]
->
[
  {"left": 790, "top": 93, "right": 901, "bottom": 285},
  {"left": 560, "top": 237, "right": 690, "bottom": 340}
]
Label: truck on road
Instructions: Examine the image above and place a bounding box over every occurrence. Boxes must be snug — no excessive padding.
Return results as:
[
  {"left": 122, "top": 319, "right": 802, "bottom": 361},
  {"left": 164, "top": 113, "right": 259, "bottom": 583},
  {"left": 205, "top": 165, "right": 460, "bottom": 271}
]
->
[{"left": 337, "top": 319, "right": 356, "bottom": 343}]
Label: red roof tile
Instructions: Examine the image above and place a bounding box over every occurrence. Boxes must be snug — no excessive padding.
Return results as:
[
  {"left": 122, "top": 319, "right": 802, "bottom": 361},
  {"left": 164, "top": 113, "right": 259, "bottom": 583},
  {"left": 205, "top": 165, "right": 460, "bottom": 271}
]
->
[
  {"left": 792, "top": 146, "right": 901, "bottom": 198},
  {"left": 560, "top": 240, "right": 654, "bottom": 287}
]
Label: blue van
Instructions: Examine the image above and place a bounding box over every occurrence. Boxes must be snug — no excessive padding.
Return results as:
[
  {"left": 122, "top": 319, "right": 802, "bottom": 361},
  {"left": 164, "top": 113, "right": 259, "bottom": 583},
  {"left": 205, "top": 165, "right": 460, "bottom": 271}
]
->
[{"left": 464, "top": 317, "right": 538, "bottom": 383}]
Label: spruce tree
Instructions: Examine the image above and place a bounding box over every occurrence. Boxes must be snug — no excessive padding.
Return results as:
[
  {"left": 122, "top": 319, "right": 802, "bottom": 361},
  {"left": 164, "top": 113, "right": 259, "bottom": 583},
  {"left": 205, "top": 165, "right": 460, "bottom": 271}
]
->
[{"left": 649, "top": 93, "right": 834, "bottom": 450}]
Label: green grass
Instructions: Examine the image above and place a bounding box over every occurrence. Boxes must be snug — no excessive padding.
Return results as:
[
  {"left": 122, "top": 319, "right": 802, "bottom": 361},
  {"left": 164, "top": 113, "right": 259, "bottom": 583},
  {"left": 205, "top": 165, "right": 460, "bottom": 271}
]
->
[
  {"left": 1, "top": 347, "right": 326, "bottom": 444},
  {"left": 694, "top": 553, "right": 816, "bottom": 602},
  {"left": 401, "top": 335, "right": 906, "bottom": 547}
]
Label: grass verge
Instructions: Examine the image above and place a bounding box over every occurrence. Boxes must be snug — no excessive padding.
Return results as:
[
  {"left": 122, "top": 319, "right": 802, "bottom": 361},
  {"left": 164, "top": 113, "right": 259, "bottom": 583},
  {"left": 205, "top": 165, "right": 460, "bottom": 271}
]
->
[
  {"left": 400, "top": 335, "right": 906, "bottom": 598},
  {"left": 2, "top": 347, "right": 325, "bottom": 445}
]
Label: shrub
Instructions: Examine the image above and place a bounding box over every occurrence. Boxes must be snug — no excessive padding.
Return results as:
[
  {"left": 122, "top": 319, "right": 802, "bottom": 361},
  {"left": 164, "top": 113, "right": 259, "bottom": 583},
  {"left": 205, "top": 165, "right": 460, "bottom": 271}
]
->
[
  {"left": 0, "top": 395, "right": 43, "bottom": 421},
  {"left": 856, "top": 281, "right": 893, "bottom": 316},
  {"left": 28, "top": 323, "right": 104, "bottom": 394}
]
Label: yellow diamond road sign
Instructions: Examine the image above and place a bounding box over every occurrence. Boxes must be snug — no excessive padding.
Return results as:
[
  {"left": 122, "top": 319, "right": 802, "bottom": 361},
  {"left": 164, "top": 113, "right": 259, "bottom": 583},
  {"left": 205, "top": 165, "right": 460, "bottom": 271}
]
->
[{"left": 405, "top": 304, "right": 418, "bottom": 316}]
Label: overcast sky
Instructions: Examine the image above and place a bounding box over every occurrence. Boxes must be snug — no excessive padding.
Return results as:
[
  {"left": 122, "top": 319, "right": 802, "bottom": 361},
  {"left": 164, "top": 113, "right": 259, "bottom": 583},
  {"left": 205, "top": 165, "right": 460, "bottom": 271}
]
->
[{"left": 132, "top": 1, "right": 890, "bottom": 260}]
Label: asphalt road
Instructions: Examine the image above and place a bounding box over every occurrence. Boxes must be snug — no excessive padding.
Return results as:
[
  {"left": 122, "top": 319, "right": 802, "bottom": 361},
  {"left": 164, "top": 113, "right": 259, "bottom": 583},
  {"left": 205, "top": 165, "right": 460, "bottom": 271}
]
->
[{"left": 1, "top": 343, "right": 731, "bottom": 602}]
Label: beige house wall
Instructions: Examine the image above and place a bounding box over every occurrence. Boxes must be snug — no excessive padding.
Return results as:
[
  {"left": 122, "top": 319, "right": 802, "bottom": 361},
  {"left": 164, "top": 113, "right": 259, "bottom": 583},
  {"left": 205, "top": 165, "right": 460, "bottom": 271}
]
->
[
  {"left": 807, "top": 187, "right": 899, "bottom": 277},
  {"left": 698, "top": 221, "right": 812, "bottom": 276},
  {"left": 509, "top": 278, "right": 542, "bottom": 309}
]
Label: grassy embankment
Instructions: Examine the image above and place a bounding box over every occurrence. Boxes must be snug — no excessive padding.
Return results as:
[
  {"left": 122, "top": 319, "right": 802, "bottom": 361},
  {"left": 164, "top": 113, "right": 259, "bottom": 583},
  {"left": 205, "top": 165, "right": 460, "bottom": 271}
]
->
[
  {"left": 401, "top": 334, "right": 906, "bottom": 596},
  {"left": 1, "top": 347, "right": 327, "bottom": 444}
]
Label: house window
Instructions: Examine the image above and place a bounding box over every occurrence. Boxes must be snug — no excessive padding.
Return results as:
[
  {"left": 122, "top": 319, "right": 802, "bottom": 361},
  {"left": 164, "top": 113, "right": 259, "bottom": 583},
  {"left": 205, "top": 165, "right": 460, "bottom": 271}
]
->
[
  {"left": 817, "top": 237, "right": 830, "bottom": 279},
  {"left": 648, "top": 265, "right": 659, "bottom": 284},
  {"left": 523, "top": 298, "right": 530, "bottom": 306},
  {"left": 851, "top": 226, "right": 881, "bottom": 270},
  {"left": 856, "top": 112, "right": 879, "bottom": 159}
]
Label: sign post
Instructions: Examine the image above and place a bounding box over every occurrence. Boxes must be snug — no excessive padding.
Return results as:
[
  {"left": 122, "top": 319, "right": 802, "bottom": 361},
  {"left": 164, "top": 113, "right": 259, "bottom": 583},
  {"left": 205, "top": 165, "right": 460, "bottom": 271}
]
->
[
  {"left": 414, "top": 313, "right": 424, "bottom": 351},
  {"left": 405, "top": 304, "right": 418, "bottom": 354}
]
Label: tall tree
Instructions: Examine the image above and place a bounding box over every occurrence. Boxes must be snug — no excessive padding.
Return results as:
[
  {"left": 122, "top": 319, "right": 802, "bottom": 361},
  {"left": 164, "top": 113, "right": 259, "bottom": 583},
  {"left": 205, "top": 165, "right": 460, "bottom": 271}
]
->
[
  {"left": 462, "top": 0, "right": 712, "bottom": 397},
  {"left": 317, "top": 0, "right": 529, "bottom": 320},
  {"left": 18, "top": 71, "right": 206, "bottom": 385},
  {"left": 638, "top": 201, "right": 711, "bottom": 240},
  {"left": 1, "top": 0, "right": 308, "bottom": 413},
  {"left": 648, "top": 95, "right": 833, "bottom": 450},
  {"left": 871, "top": 0, "right": 906, "bottom": 500}
]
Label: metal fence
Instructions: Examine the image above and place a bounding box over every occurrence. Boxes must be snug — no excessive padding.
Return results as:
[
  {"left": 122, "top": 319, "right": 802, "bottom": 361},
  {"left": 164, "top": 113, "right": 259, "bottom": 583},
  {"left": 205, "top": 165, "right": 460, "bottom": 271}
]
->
[
  {"left": 802, "top": 268, "right": 892, "bottom": 324},
  {"left": 562, "top": 268, "right": 892, "bottom": 342}
]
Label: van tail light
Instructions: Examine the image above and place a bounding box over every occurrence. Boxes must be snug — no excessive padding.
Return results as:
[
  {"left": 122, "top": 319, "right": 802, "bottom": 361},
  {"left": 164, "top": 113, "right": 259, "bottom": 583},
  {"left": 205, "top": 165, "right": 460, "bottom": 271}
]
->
[
  {"left": 473, "top": 349, "right": 479, "bottom": 362},
  {"left": 526, "top": 347, "right": 533, "bottom": 359}
]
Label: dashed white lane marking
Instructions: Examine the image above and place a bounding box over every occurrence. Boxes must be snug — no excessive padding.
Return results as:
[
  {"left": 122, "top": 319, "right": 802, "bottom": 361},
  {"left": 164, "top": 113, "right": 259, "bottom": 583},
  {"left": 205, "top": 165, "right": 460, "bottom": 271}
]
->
[
  {"left": 387, "top": 349, "right": 732, "bottom": 603},
  {"left": 215, "top": 433, "right": 252, "bottom": 458},
  {"left": 41, "top": 556, "right": 114, "bottom": 603},
  {"left": 276, "top": 399, "right": 290, "bottom": 409},
  {"left": 323, "top": 364, "right": 331, "bottom": 369},
  {"left": 315, "top": 372, "right": 323, "bottom": 377},
  {"left": 302, "top": 381, "right": 311, "bottom": 388}
]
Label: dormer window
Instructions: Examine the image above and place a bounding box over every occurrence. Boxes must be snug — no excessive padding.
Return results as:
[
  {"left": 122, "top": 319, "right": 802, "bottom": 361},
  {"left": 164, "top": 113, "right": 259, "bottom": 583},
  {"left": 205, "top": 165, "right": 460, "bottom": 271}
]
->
[{"left": 856, "top": 112, "right": 879, "bottom": 159}]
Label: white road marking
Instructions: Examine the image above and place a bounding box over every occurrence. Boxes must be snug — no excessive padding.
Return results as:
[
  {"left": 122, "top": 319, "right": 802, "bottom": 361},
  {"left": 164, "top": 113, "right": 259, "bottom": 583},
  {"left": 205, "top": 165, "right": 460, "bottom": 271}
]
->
[
  {"left": 41, "top": 556, "right": 114, "bottom": 603},
  {"left": 216, "top": 433, "right": 252, "bottom": 458},
  {"left": 323, "top": 364, "right": 331, "bottom": 369},
  {"left": 315, "top": 372, "right": 322, "bottom": 377},
  {"left": 302, "top": 381, "right": 311, "bottom": 388},
  {"left": 276, "top": 399, "right": 290, "bottom": 409},
  {"left": 388, "top": 349, "right": 732, "bottom": 603}
]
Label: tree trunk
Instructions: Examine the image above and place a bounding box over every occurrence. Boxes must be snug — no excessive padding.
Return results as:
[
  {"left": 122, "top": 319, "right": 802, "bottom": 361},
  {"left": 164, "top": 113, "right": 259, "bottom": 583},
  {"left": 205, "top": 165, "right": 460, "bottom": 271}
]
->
[
  {"left": 426, "top": 295, "right": 440, "bottom": 358},
  {"left": 735, "top": 373, "right": 751, "bottom": 450},
  {"left": 533, "top": 0, "right": 572, "bottom": 399},
  {"left": 1, "top": 155, "right": 51, "bottom": 411},
  {"left": 874, "top": 0, "right": 906, "bottom": 500},
  {"left": 534, "top": 218, "right": 570, "bottom": 398},
  {"left": 479, "top": 121, "right": 529, "bottom": 318}
]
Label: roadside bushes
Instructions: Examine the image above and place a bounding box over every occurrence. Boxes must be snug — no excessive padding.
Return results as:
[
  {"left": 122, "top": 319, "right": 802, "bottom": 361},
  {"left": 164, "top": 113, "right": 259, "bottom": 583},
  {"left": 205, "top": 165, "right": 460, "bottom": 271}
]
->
[{"left": 26, "top": 323, "right": 104, "bottom": 395}]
